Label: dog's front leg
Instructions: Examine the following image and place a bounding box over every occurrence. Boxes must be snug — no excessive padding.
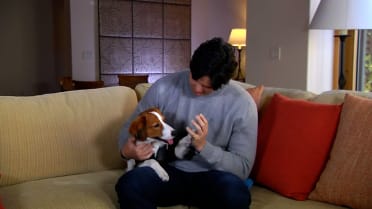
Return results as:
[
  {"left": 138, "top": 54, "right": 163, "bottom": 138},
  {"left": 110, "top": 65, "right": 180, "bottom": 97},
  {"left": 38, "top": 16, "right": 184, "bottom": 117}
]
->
[
  {"left": 175, "top": 135, "right": 192, "bottom": 159},
  {"left": 138, "top": 159, "right": 169, "bottom": 181},
  {"left": 125, "top": 159, "right": 135, "bottom": 172}
]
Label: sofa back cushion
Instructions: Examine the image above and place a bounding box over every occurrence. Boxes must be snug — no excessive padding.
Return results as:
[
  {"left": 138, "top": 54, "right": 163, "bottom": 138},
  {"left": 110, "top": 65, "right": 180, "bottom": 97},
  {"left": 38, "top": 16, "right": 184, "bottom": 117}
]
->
[
  {"left": 0, "top": 86, "right": 137, "bottom": 186},
  {"left": 136, "top": 81, "right": 317, "bottom": 111},
  {"left": 310, "top": 90, "right": 372, "bottom": 104}
]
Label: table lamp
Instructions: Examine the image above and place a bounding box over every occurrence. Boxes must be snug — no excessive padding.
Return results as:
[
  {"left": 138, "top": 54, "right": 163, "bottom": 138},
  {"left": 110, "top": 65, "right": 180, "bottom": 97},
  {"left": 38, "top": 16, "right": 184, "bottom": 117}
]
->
[{"left": 228, "top": 28, "right": 246, "bottom": 81}]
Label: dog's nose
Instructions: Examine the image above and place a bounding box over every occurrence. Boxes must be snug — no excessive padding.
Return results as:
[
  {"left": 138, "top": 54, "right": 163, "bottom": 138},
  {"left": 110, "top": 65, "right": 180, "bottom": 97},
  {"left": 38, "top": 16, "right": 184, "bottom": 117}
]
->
[{"left": 171, "top": 130, "right": 177, "bottom": 136}]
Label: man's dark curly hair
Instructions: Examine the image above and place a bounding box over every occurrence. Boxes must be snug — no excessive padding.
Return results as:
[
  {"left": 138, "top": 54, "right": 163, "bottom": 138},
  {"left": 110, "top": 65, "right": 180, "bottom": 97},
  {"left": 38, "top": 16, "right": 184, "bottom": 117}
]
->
[{"left": 189, "top": 37, "right": 237, "bottom": 90}]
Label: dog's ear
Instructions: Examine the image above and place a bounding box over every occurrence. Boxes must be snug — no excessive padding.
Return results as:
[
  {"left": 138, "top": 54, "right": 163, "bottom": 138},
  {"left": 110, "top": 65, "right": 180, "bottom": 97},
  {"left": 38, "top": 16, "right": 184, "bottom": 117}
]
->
[{"left": 129, "top": 115, "right": 147, "bottom": 140}]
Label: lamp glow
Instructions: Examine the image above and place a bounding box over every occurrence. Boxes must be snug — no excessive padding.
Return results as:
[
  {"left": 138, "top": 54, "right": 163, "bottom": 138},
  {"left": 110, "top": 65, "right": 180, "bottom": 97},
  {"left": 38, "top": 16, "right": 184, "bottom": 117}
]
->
[
  {"left": 228, "top": 28, "right": 246, "bottom": 81},
  {"left": 228, "top": 28, "right": 246, "bottom": 50}
]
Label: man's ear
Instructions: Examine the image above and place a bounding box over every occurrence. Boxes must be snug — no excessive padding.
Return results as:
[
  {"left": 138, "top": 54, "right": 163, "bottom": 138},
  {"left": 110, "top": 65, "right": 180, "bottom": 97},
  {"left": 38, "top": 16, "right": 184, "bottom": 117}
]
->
[{"left": 129, "top": 115, "right": 147, "bottom": 140}]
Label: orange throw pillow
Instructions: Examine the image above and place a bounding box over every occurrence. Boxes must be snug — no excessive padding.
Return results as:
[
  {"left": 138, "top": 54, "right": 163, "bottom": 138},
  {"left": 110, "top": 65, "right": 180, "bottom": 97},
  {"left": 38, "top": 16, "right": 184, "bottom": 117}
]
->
[
  {"left": 246, "top": 85, "right": 264, "bottom": 107},
  {"left": 309, "top": 94, "right": 372, "bottom": 209},
  {"left": 251, "top": 93, "right": 342, "bottom": 200}
]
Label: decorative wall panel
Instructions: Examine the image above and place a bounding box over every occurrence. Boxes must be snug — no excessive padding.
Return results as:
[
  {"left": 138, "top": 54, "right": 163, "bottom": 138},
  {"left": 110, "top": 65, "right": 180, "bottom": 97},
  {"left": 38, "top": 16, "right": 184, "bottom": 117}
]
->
[
  {"left": 134, "top": 39, "right": 163, "bottom": 73},
  {"left": 164, "top": 4, "right": 190, "bottom": 39},
  {"left": 99, "top": 1, "right": 132, "bottom": 37},
  {"left": 100, "top": 37, "right": 132, "bottom": 73},
  {"left": 133, "top": 2, "right": 163, "bottom": 38},
  {"left": 164, "top": 0, "right": 191, "bottom": 4},
  {"left": 98, "top": 0, "right": 191, "bottom": 86},
  {"left": 164, "top": 39, "right": 190, "bottom": 73}
]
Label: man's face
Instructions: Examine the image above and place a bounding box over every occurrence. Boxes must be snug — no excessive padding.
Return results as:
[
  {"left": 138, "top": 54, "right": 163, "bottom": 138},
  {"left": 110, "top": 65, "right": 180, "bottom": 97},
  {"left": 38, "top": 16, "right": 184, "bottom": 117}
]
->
[{"left": 188, "top": 73, "right": 214, "bottom": 96}]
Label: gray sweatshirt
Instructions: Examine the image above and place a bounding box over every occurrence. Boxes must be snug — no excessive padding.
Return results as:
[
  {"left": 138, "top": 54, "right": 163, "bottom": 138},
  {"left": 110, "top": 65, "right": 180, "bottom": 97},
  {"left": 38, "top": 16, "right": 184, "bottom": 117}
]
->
[{"left": 118, "top": 70, "right": 257, "bottom": 179}]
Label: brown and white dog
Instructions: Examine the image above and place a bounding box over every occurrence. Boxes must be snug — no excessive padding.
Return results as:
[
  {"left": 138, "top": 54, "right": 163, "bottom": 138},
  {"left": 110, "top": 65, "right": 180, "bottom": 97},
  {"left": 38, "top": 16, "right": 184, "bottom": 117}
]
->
[{"left": 126, "top": 107, "right": 193, "bottom": 181}]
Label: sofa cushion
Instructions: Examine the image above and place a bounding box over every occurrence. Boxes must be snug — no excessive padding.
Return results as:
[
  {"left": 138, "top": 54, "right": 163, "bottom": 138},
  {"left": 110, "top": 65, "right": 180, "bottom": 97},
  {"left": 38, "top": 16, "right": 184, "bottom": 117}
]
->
[
  {"left": 0, "top": 87, "right": 137, "bottom": 186},
  {"left": 251, "top": 93, "right": 342, "bottom": 200},
  {"left": 0, "top": 169, "right": 191, "bottom": 209},
  {"left": 0, "top": 170, "right": 122, "bottom": 209},
  {"left": 134, "top": 83, "right": 152, "bottom": 100},
  {"left": 309, "top": 94, "right": 372, "bottom": 209},
  {"left": 310, "top": 90, "right": 372, "bottom": 104},
  {"left": 250, "top": 186, "right": 346, "bottom": 209}
]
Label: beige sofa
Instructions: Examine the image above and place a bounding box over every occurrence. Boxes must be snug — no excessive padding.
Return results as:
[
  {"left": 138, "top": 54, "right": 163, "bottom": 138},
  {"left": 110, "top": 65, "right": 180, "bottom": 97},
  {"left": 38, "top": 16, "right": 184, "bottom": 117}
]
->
[{"left": 0, "top": 83, "right": 371, "bottom": 209}]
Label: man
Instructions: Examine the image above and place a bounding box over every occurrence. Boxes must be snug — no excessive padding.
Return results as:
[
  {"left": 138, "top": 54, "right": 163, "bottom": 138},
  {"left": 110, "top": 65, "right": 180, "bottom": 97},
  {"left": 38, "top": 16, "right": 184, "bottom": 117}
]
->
[{"left": 116, "top": 37, "right": 257, "bottom": 209}]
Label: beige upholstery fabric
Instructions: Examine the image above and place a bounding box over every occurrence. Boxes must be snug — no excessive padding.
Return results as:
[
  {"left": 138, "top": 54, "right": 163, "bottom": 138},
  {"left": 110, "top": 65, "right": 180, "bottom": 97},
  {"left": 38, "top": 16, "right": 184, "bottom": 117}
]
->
[
  {"left": 134, "top": 83, "right": 152, "bottom": 100},
  {"left": 0, "top": 170, "right": 345, "bottom": 209},
  {"left": 251, "top": 186, "right": 346, "bottom": 209},
  {"left": 0, "top": 170, "right": 122, "bottom": 209},
  {"left": 135, "top": 82, "right": 317, "bottom": 112},
  {"left": 0, "top": 169, "right": 189, "bottom": 209},
  {"left": 0, "top": 87, "right": 137, "bottom": 186},
  {"left": 310, "top": 90, "right": 372, "bottom": 104}
]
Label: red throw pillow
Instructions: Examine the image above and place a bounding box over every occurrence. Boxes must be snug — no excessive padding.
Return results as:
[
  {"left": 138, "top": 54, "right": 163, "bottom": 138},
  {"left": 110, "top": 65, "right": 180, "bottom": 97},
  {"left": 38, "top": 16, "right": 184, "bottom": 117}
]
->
[
  {"left": 251, "top": 93, "right": 342, "bottom": 200},
  {"left": 0, "top": 198, "right": 4, "bottom": 209}
]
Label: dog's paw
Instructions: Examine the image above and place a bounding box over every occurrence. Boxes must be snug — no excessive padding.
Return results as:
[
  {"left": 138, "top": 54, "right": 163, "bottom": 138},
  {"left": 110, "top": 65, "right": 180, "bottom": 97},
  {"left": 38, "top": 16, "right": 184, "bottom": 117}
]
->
[
  {"left": 140, "top": 159, "right": 169, "bottom": 181},
  {"left": 156, "top": 168, "right": 169, "bottom": 182},
  {"left": 175, "top": 135, "right": 192, "bottom": 159}
]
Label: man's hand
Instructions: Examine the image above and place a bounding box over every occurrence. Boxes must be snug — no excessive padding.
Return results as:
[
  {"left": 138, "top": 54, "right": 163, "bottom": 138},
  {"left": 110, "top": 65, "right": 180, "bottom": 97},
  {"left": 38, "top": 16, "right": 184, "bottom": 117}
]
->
[
  {"left": 121, "top": 137, "right": 154, "bottom": 161},
  {"left": 186, "top": 113, "right": 208, "bottom": 152}
]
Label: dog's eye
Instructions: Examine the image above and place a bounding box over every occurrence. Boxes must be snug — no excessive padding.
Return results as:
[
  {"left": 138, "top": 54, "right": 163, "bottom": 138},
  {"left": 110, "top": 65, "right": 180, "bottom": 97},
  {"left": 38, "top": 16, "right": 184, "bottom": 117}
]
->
[{"left": 153, "top": 123, "right": 160, "bottom": 128}]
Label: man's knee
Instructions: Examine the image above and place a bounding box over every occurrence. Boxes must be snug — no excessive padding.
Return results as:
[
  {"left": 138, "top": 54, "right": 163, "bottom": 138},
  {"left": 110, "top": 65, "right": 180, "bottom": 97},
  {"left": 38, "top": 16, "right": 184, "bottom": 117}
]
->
[
  {"left": 115, "top": 167, "right": 158, "bottom": 200},
  {"left": 211, "top": 171, "right": 251, "bottom": 209}
]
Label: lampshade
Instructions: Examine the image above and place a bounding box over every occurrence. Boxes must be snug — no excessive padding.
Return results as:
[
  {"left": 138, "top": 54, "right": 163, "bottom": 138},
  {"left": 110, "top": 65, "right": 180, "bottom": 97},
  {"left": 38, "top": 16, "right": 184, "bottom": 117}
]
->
[
  {"left": 310, "top": 0, "right": 372, "bottom": 30},
  {"left": 228, "top": 28, "right": 246, "bottom": 49}
]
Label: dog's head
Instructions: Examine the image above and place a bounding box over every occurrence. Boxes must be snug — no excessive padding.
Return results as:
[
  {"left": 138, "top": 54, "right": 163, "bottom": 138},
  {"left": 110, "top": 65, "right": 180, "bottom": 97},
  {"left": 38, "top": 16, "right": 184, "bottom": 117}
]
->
[{"left": 129, "top": 107, "right": 174, "bottom": 144}]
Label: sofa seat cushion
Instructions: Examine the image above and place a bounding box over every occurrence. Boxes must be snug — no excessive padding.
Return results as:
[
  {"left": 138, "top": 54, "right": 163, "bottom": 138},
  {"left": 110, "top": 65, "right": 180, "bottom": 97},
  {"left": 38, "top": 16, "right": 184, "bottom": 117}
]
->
[
  {"left": 0, "top": 170, "right": 123, "bottom": 209},
  {"left": 250, "top": 186, "right": 347, "bottom": 209},
  {"left": 0, "top": 169, "right": 190, "bottom": 209},
  {"left": 0, "top": 169, "right": 347, "bottom": 209}
]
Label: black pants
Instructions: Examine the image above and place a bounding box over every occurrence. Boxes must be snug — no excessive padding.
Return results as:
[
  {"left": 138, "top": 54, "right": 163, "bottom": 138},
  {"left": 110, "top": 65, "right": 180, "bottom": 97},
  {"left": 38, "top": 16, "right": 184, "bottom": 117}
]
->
[{"left": 115, "top": 164, "right": 251, "bottom": 209}]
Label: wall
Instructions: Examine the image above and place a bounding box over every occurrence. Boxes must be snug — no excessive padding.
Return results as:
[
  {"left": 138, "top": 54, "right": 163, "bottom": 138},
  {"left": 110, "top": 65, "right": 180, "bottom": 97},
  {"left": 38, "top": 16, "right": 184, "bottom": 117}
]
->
[
  {"left": 191, "top": 0, "right": 247, "bottom": 78},
  {"left": 0, "top": 0, "right": 334, "bottom": 95},
  {"left": 246, "top": 0, "right": 334, "bottom": 93},
  {"left": 0, "top": 0, "right": 57, "bottom": 95},
  {"left": 70, "top": 0, "right": 98, "bottom": 81},
  {"left": 69, "top": 0, "right": 247, "bottom": 82},
  {"left": 246, "top": 0, "right": 309, "bottom": 90},
  {"left": 307, "top": 0, "right": 334, "bottom": 93},
  {"left": 191, "top": 0, "right": 246, "bottom": 52}
]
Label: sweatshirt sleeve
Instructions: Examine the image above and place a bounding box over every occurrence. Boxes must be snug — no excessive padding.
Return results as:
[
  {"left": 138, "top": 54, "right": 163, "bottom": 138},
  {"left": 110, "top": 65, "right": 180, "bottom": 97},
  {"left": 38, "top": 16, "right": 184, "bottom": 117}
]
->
[{"left": 197, "top": 97, "right": 258, "bottom": 179}]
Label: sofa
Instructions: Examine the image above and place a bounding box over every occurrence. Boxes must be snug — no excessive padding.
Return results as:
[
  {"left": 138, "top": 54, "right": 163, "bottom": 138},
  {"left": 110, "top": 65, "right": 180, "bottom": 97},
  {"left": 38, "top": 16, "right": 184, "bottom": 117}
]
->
[{"left": 0, "top": 81, "right": 371, "bottom": 209}]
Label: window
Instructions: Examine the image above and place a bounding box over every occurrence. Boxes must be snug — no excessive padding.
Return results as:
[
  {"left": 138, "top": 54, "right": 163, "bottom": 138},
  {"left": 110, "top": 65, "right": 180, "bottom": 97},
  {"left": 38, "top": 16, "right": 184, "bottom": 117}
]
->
[{"left": 356, "top": 30, "right": 372, "bottom": 92}]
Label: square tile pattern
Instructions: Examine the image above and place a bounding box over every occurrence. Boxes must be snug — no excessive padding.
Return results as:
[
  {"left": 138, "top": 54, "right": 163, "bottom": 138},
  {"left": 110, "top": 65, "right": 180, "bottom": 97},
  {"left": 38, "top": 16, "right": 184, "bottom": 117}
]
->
[{"left": 99, "top": 0, "right": 191, "bottom": 85}]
